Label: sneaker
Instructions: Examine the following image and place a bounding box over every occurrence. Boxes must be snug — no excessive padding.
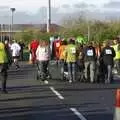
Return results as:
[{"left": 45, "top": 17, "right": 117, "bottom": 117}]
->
[
  {"left": 44, "top": 80, "right": 49, "bottom": 84},
  {"left": 69, "top": 80, "right": 72, "bottom": 83},
  {"left": 16, "top": 65, "right": 20, "bottom": 70},
  {"left": 105, "top": 80, "right": 110, "bottom": 84}
]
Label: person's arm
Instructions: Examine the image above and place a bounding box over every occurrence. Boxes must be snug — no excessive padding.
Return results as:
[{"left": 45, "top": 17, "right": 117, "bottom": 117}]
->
[
  {"left": 117, "top": 44, "right": 120, "bottom": 51},
  {"left": 64, "top": 46, "right": 68, "bottom": 61},
  {"left": 93, "top": 47, "right": 97, "bottom": 61},
  {"left": 99, "top": 48, "right": 104, "bottom": 60},
  {"left": 112, "top": 48, "right": 116, "bottom": 58},
  {"left": 10, "top": 44, "right": 13, "bottom": 51},
  {"left": 36, "top": 46, "right": 39, "bottom": 58},
  {"left": 82, "top": 47, "right": 86, "bottom": 60},
  {"left": 18, "top": 44, "right": 21, "bottom": 51}
]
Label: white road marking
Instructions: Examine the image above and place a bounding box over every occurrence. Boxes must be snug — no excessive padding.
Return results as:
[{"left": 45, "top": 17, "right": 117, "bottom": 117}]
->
[
  {"left": 50, "top": 87, "right": 64, "bottom": 100},
  {"left": 70, "top": 108, "right": 87, "bottom": 120}
]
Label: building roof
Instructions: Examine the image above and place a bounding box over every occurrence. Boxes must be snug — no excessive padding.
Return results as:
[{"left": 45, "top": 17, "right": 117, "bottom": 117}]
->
[{"left": 0, "top": 24, "right": 62, "bottom": 32}]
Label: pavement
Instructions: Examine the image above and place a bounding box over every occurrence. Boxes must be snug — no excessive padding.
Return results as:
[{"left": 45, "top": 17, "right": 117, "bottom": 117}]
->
[{"left": 0, "top": 61, "right": 119, "bottom": 120}]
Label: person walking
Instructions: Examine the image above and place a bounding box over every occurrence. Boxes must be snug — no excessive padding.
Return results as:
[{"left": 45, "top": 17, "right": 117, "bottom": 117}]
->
[
  {"left": 83, "top": 42, "right": 97, "bottom": 83},
  {"left": 59, "top": 40, "right": 67, "bottom": 80},
  {"left": 18, "top": 40, "right": 25, "bottom": 61},
  {"left": 0, "top": 41, "right": 10, "bottom": 93},
  {"left": 112, "top": 39, "right": 120, "bottom": 74},
  {"left": 10, "top": 40, "right": 21, "bottom": 69},
  {"left": 36, "top": 41, "right": 50, "bottom": 83},
  {"left": 100, "top": 41, "right": 116, "bottom": 84},
  {"left": 65, "top": 39, "right": 77, "bottom": 83},
  {"left": 30, "top": 39, "right": 39, "bottom": 64}
]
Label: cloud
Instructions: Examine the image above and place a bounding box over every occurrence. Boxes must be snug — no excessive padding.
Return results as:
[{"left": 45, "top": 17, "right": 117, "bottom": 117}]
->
[
  {"left": 61, "top": 4, "right": 71, "bottom": 8},
  {"left": 1, "top": 3, "right": 120, "bottom": 25},
  {"left": 104, "top": 1, "right": 120, "bottom": 8},
  {"left": 72, "top": 2, "right": 97, "bottom": 13},
  {"left": 73, "top": 3, "right": 89, "bottom": 9}
]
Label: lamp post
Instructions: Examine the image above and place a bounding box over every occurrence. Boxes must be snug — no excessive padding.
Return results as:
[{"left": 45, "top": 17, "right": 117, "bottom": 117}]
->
[
  {"left": 10, "top": 8, "right": 15, "bottom": 41},
  {"left": 88, "top": 22, "right": 90, "bottom": 42},
  {"left": 0, "top": 24, "right": 3, "bottom": 41},
  {"left": 47, "top": 0, "right": 51, "bottom": 33}
]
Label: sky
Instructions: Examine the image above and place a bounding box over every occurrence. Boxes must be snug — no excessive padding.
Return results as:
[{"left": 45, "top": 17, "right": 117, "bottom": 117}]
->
[
  {"left": 0, "top": 0, "right": 112, "bottom": 13},
  {"left": 0, "top": 0, "right": 120, "bottom": 24}
]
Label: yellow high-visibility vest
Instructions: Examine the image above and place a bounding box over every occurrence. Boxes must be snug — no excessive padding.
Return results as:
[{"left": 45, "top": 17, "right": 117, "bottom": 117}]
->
[
  {"left": 0, "top": 42, "right": 8, "bottom": 63},
  {"left": 112, "top": 44, "right": 120, "bottom": 60}
]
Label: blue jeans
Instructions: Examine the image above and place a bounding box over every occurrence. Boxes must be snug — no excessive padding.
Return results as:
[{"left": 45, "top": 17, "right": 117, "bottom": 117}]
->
[{"left": 67, "top": 62, "right": 76, "bottom": 81}]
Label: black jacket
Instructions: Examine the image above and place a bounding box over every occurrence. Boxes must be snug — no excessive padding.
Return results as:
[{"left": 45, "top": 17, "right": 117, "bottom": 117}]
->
[
  {"left": 83, "top": 46, "right": 96, "bottom": 62},
  {"left": 100, "top": 46, "right": 116, "bottom": 65}
]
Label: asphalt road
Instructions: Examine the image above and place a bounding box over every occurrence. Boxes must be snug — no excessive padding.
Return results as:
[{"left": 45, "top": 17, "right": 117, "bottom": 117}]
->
[{"left": 0, "top": 61, "right": 119, "bottom": 120}]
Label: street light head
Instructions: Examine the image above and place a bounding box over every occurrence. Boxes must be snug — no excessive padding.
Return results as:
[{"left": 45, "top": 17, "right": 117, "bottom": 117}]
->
[{"left": 10, "top": 8, "right": 16, "bottom": 12}]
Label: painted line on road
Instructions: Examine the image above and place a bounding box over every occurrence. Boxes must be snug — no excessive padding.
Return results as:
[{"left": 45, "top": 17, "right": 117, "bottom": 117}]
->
[
  {"left": 70, "top": 108, "right": 87, "bottom": 120},
  {"left": 50, "top": 87, "right": 64, "bottom": 100}
]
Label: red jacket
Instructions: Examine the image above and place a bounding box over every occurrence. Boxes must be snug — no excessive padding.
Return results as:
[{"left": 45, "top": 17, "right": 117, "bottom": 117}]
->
[
  {"left": 53, "top": 39, "right": 61, "bottom": 59},
  {"left": 30, "top": 40, "right": 39, "bottom": 51}
]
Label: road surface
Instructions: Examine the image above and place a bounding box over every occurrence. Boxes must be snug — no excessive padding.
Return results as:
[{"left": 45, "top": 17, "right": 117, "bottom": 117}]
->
[{"left": 0, "top": 61, "right": 119, "bottom": 120}]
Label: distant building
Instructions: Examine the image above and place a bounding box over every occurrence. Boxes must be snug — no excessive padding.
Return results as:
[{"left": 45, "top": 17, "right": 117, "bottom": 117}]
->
[{"left": 0, "top": 24, "right": 62, "bottom": 41}]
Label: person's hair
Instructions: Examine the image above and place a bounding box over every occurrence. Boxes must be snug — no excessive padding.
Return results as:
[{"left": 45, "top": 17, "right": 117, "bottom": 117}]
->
[
  {"left": 69, "top": 39, "right": 75, "bottom": 44},
  {"left": 88, "top": 41, "right": 93, "bottom": 46},
  {"left": 40, "top": 41, "right": 49, "bottom": 47},
  {"left": 61, "top": 40, "right": 67, "bottom": 45}
]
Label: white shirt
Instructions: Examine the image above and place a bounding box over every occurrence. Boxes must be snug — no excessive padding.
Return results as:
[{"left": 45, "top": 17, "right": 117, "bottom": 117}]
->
[
  {"left": 11, "top": 43, "right": 21, "bottom": 57},
  {"left": 36, "top": 46, "right": 49, "bottom": 61}
]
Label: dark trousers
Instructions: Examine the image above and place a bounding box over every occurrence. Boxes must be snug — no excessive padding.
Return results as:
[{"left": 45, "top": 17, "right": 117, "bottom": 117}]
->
[
  {"left": 0, "top": 64, "right": 8, "bottom": 91},
  {"left": 103, "top": 64, "right": 113, "bottom": 83},
  {"left": 37, "top": 61, "right": 49, "bottom": 80},
  {"left": 20, "top": 50, "right": 24, "bottom": 61}
]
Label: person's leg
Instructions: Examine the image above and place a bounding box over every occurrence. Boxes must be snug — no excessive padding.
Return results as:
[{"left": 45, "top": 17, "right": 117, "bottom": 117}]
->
[
  {"left": 84, "top": 62, "right": 89, "bottom": 82},
  {"left": 21, "top": 50, "right": 24, "bottom": 61},
  {"left": 106, "top": 65, "right": 112, "bottom": 84},
  {"left": 60, "top": 60, "right": 64, "bottom": 80},
  {"left": 14, "top": 57, "right": 20, "bottom": 69},
  {"left": 41, "top": 61, "right": 45, "bottom": 80},
  {"left": 36, "top": 61, "right": 41, "bottom": 80},
  {"left": 1, "top": 64, "right": 8, "bottom": 93},
  {"left": 43, "top": 61, "right": 49, "bottom": 79},
  {"left": 116, "top": 60, "right": 120, "bottom": 74},
  {"left": 72, "top": 62, "right": 76, "bottom": 82},
  {"left": 19, "top": 51, "right": 22, "bottom": 61},
  {"left": 68, "top": 62, "right": 72, "bottom": 82},
  {"left": 32, "top": 50, "right": 36, "bottom": 64},
  {"left": 90, "top": 61, "right": 96, "bottom": 83},
  {"left": 37, "top": 61, "right": 43, "bottom": 79}
]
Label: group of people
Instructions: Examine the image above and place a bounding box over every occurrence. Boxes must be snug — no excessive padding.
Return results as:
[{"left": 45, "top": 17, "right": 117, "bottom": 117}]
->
[
  {"left": 0, "top": 39, "right": 25, "bottom": 93},
  {"left": 29, "top": 39, "right": 50, "bottom": 83},
  {"left": 57, "top": 38, "right": 119, "bottom": 84},
  {"left": 0, "top": 35, "right": 119, "bottom": 93},
  {"left": 29, "top": 36, "right": 120, "bottom": 84}
]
